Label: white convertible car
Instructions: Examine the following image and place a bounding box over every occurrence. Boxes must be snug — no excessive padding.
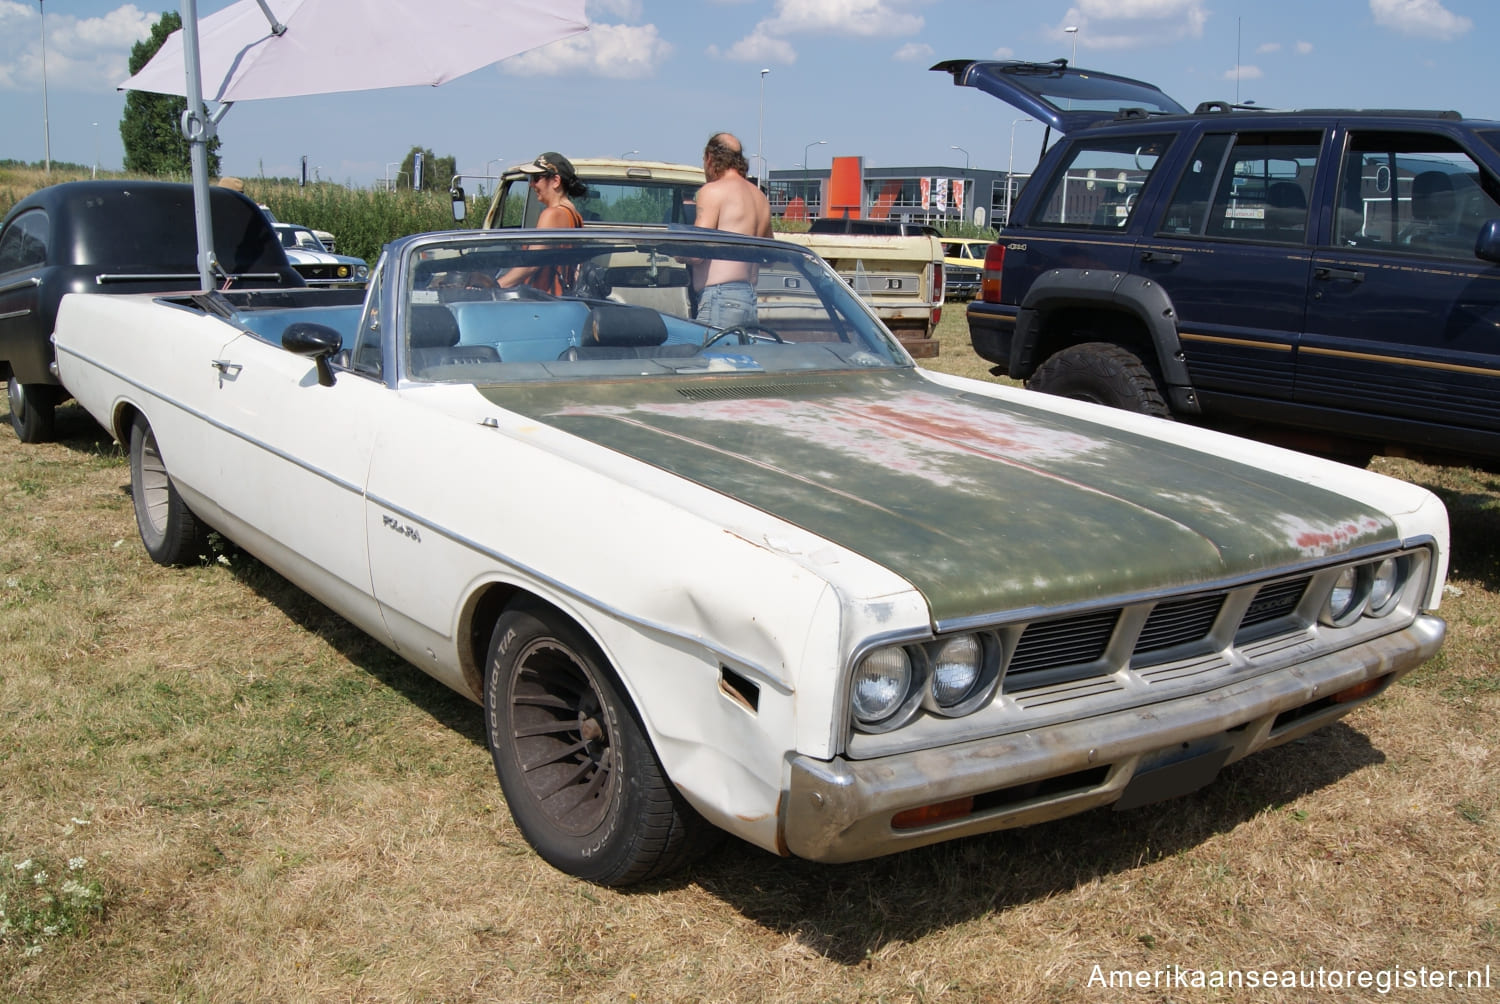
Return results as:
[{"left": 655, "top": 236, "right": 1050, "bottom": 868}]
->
[{"left": 53, "top": 227, "right": 1449, "bottom": 886}]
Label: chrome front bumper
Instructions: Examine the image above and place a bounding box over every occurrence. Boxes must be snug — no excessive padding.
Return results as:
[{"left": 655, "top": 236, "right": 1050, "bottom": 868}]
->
[{"left": 782, "top": 615, "right": 1444, "bottom": 862}]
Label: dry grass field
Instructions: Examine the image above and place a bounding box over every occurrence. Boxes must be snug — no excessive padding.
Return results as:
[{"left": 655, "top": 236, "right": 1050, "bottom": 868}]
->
[{"left": 2, "top": 312, "right": 1497, "bottom": 1002}]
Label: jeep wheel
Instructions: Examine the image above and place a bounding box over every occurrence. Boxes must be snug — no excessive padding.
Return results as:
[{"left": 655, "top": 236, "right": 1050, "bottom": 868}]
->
[{"left": 1028, "top": 342, "right": 1171, "bottom": 418}]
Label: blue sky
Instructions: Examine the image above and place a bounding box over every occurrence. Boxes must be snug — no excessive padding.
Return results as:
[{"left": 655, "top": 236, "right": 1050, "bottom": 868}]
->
[{"left": 0, "top": 0, "right": 1490, "bottom": 186}]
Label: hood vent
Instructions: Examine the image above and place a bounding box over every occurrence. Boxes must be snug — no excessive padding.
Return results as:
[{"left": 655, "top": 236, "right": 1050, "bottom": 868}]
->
[{"left": 676, "top": 380, "right": 842, "bottom": 402}]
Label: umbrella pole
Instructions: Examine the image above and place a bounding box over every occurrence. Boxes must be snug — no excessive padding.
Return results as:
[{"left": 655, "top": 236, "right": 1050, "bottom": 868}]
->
[{"left": 180, "top": 0, "right": 217, "bottom": 291}]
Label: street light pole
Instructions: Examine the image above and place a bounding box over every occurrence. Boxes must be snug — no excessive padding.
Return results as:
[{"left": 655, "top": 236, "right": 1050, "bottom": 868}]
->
[
  {"left": 38, "top": 0, "right": 51, "bottom": 173},
  {"left": 756, "top": 68, "right": 769, "bottom": 184},
  {"left": 92, "top": 122, "right": 99, "bottom": 178},
  {"left": 1064, "top": 24, "right": 1079, "bottom": 65},
  {"left": 803, "top": 139, "right": 826, "bottom": 217},
  {"left": 620, "top": 149, "right": 639, "bottom": 159},
  {"left": 1007, "top": 117, "right": 1034, "bottom": 226},
  {"left": 950, "top": 145, "right": 970, "bottom": 170}
]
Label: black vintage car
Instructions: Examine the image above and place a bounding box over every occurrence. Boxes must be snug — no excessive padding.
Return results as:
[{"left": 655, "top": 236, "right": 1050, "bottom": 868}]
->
[{"left": 0, "top": 180, "right": 304, "bottom": 442}]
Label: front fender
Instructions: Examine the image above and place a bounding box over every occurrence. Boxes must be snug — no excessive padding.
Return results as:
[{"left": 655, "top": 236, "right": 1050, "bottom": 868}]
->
[{"left": 1014, "top": 268, "right": 1198, "bottom": 413}]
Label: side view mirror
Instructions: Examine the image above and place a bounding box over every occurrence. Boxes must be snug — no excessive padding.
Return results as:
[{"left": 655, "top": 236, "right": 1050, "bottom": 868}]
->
[
  {"left": 1475, "top": 219, "right": 1500, "bottom": 264},
  {"left": 450, "top": 186, "right": 467, "bottom": 223},
  {"left": 282, "top": 322, "right": 344, "bottom": 387}
]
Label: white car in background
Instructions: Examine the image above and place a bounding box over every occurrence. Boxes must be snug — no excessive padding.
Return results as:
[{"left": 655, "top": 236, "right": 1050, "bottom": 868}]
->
[
  {"left": 258, "top": 203, "right": 337, "bottom": 252},
  {"left": 271, "top": 223, "right": 369, "bottom": 288}
]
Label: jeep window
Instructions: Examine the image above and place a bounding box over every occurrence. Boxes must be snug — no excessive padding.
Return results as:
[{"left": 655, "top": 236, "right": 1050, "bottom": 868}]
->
[
  {"left": 1334, "top": 131, "right": 1500, "bottom": 260},
  {"left": 1032, "top": 134, "right": 1174, "bottom": 229},
  {"left": 1193, "top": 132, "right": 1321, "bottom": 243}
]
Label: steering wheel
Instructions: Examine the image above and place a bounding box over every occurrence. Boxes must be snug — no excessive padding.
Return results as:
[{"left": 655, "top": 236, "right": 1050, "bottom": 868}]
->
[{"left": 704, "top": 323, "right": 784, "bottom": 347}]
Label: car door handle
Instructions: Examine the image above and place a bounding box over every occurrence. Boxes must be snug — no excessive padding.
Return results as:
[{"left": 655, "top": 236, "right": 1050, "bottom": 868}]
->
[
  {"left": 1141, "top": 251, "right": 1182, "bottom": 264},
  {"left": 1314, "top": 266, "right": 1365, "bottom": 283},
  {"left": 211, "top": 359, "right": 243, "bottom": 387}
]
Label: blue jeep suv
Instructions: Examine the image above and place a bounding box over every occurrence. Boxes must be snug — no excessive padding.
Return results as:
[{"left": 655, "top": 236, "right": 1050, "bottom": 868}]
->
[{"left": 937, "top": 58, "right": 1500, "bottom": 467}]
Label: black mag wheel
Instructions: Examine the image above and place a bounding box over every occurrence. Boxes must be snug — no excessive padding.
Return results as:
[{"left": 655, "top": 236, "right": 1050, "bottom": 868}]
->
[
  {"left": 484, "top": 602, "right": 709, "bottom": 886},
  {"left": 129, "top": 412, "right": 209, "bottom": 566},
  {"left": 7, "top": 375, "right": 58, "bottom": 444},
  {"left": 1026, "top": 341, "right": 1171, "bottom": 418}
]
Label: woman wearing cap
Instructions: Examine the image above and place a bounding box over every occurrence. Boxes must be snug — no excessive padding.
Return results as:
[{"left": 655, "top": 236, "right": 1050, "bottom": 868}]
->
[{"left": 499, "top": 152, "right": 587, "bottom": 293}]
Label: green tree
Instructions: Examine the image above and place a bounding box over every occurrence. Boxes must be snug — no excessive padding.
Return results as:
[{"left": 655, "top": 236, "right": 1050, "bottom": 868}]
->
[
  {"left": 400, "top": 146, "right": 457, "bottom": 192},
  {"left": 121, "top": 12, "right": 221, "bottom": 177}
]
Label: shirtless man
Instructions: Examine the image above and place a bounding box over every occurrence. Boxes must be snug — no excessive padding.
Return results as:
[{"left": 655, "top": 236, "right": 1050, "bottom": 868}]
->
[{"left": 691, "top": 132, "right": 772, "bottom": 328}]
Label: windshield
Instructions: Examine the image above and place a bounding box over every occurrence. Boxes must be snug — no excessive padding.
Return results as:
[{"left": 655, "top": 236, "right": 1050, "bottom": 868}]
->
[
  {"left": 277, "top": 227, "right": 321, "bottom": 250},
  {"left": 392, "top": 231, "right": 908, "bottom": 385}
]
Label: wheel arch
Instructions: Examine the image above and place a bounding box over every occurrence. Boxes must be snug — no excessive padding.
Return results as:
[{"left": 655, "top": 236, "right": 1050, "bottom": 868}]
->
[
  {"left": 458, "top": 583, "right": 626, "bottom": 711},
  {"left": 1014, "top": 269, "right": 1198, "bottom": 412}
]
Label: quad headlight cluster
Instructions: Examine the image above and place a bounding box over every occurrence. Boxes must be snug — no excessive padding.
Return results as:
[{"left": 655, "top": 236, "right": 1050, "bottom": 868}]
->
[
  {"left": 1319, "top": 554, "right": 1411, "bottom": 628},
  {"left": 850, "top": 633, "right": 1001, "bottom": 733}
]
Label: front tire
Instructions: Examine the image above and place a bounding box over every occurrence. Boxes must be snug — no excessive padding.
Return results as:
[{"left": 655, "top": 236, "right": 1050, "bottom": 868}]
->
[
  {"left": 129, "top": 413, "right": 208, "bottom": 566},
  {"left": 1027, "top": 342, "right": 1171, "bottom": 418},
  {"left": 7, "top": 376, "right": 58, "bottom": 444},
  {"left": 484, "top": 602, "right": 707, "bottom": 886}
]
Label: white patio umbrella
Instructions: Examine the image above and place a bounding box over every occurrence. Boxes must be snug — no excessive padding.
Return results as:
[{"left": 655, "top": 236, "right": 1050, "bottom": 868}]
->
[{"left": 120, "top": 0, "right": 589, "bottom": 289}]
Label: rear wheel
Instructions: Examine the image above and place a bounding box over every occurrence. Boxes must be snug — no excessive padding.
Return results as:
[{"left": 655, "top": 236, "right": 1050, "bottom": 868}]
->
[
  {"left": 483, "top": 602, "right": 709, "bottom": 886},
  {"left": 129, "top": 413, "right": 209, "bottom": 566},
  {"left": 6, "top": 376, "right": 58, "bottom": 443},
  {"left": 1027, "top": 342, "right": 1171, "bottom": 418}
]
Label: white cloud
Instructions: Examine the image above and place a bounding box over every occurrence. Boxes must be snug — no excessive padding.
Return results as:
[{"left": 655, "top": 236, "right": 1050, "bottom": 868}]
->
[
  {"left": 1369, "top": 0, "right": 1472, "bottom": 40},
  {"left": 502, "top": 22, "right": 672, "bottom": 79},
  {"left": 1222, "top": 63, "right": 1263, "bottom": 81},
  {"left": 1296, "top": 40, "right": 1314, "bottom": 54},
  {"left": 709, "top": 29, "right": 799, "bottom": 64},
  {"left": 0, "top": 2, "right": 154, "bottom": 92},
  {"left": 894, "top": 42, "right": 934, "bottom": 62},
  {"left": 762, "top": 0, "right": 926, "bottom": 37},
  {"left": 1256, "top": 42, "right": 1281, "bottom": 54},
  {"left": 717, "top": 0, "right": 928, "bottom": 64},
  {"left": 991, "top": 45, "right": 1015, "bottom": 59},
  {"left": 1052, "top": 0, "right": 1207, "bottom": 52}
]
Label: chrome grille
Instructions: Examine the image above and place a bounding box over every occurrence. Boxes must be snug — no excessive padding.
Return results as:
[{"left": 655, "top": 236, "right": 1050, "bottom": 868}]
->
[
  {"left": 1136, "top": 593, "right": 1225, "bottom": 655},
  {"left": 1240, "top": 576, "right": 1310, "bottom": 629},
  {"left": 1006, "top": 610, "right": 1118, "bottom": 690}
]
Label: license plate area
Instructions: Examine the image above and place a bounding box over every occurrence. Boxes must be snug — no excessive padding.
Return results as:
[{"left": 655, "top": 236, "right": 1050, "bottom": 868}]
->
[{"left": 1114, "top": 741, "right": 1233, "bottom": 812}]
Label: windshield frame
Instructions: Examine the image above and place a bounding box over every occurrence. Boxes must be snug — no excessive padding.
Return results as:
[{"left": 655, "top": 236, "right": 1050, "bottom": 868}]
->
[{"left": 372, "top": 228, "right": 912, "bottom": 389}]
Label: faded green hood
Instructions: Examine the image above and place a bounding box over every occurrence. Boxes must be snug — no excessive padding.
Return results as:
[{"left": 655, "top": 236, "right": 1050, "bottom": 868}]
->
[{"left": 480, "top": 371, "right": 1395, "bottom": 624}]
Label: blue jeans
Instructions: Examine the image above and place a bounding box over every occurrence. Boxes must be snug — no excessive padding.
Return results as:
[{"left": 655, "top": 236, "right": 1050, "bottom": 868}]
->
[{"left": 696, "top": 281, "right": 757, "bottom": 328}]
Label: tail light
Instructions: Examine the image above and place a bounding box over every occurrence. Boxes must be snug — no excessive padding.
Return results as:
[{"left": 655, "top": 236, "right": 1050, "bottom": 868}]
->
[
  {"left": 980, "top": 244, "right": 1006, "bottom": 303},
  {"left": 931, "top": 261, "right": 943, "bottom": 326}
]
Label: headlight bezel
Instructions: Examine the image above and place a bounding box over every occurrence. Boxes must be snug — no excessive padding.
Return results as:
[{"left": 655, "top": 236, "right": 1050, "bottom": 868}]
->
[
  {"left": 849, "top": 644, "right": 926, "bottom": 733},
  {"left": 1319, "top": 553, "right": 1413, "bottom": 627},
  {"left": 922, "top": 632, "right": 1001, "bottom": 717}
]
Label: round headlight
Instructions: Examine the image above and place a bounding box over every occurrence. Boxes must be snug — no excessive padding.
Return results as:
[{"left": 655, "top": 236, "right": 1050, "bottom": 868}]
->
[
  {"left": 1322, "top": 565, "right": 1368, "bottom": 627},
  {"left": 1367, "top": 557, "right": 1402, "bottom": 616},
  {"left": 930, "top": 635, "right": 984, "bottom": 708},
  {"left": 851, "top": 647, "right": 913, "bottom": 725}
]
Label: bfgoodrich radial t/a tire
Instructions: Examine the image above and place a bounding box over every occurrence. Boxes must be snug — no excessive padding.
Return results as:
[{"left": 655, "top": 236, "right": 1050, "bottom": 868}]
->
[
  {"left": 1027, "top": 341, "right": 1171, "bottom": 418},
  {"left": 484, "top": 602, "right": 708, "bottom": 886},
  {"left": 129, "top": 413, "right": 208, "bottom": 566}
]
